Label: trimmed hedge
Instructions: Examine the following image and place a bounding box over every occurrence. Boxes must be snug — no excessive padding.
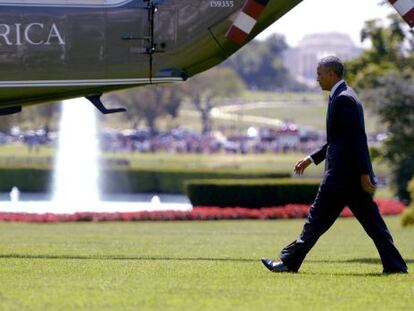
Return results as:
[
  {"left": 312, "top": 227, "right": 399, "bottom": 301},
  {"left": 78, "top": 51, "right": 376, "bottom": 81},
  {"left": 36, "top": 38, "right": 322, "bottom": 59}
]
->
[
  {"left": 185, "top": 178, "right": 320, "bottom": 208},
  {"left": 0, "top": 167, "right": 51, "bottom": 192},
  {"left": 0, "top": 167, "right": 289, "bottom": 194},
  {"left": 100, "top": 169, "right": 289, "bottom": 193}
]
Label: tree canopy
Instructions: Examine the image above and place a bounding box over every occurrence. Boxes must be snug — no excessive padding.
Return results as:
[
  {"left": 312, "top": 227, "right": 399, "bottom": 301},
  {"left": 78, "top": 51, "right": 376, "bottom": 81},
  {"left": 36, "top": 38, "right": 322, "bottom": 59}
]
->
[
  {"left": 346, "top": 14, "right": 414, "bottom": 89},
  {"left": 105, "top": 84, "right": 185, "bottom": 134},
  {"left": 345, "top": 14, "right": 414, "bottom": 202},
  {"left": 181, "top": 67, "right": 245, "bottom": 134},
  {"left": 222, "top": 34, "right": 307, "bottom": 91}
]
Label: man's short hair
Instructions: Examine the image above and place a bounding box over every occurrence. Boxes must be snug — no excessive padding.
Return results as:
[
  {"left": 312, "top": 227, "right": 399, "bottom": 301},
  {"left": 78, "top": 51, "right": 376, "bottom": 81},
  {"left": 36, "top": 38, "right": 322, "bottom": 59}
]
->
[{"left": 318, "top": 56, "right": 344, "bottom": 78}]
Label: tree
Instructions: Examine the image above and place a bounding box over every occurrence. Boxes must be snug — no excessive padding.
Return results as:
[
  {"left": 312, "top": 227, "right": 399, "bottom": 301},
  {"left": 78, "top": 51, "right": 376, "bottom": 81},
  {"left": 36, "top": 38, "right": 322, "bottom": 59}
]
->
[
  {"left": 0, "top": 102, "right": 60, "bottom": 133},
  {"left": 364, "top": 74, "right": 414, "bottom": 202},
  {"left": 346, "top": 15, "right": 414, "bottom": 89},
  {"left": 222, "top": 34, "right": 307, "bottom": 91},
  {"left": 0, "top": 115, "right": 16, "bottom": 133},
  {"left": 181, "top": 67, "right": 245, "bottom": 134},
  {"left": 105, "top": 84, "right": 185, "bottom": 135},
  {"left": 345, "top": 15, "right": 414, "bottom": 202}
]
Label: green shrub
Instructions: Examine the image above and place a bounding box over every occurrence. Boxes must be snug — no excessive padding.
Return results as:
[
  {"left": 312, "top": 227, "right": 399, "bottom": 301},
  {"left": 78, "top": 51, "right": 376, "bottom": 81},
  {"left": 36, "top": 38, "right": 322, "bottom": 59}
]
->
[
  {"left": 0, "top": 167, "right": 289, "bottom": 194},
  {"left": 185, "top": 178, "right": 320, "bottom": 208},
  {"left": 369, "top": 146, "right": 382, "bottom": 161},
  {"left": 401, "top": 207, "right": 414, "bottom": 227},
  {"left": 408, "top": 177, "right": 414, "bottom": 201},
  {"left": 401, "top": 177, "right": 414, "bottom": 227}
]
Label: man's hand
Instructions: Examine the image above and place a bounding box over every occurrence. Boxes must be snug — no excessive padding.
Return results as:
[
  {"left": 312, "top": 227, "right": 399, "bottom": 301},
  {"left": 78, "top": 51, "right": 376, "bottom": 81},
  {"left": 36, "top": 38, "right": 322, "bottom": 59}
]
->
[
  {"left": 361, "top": 174, "right": 376, "bottom": 195},
  {"left": 294, "top": 157, "right": 312, "bottom": 176}
]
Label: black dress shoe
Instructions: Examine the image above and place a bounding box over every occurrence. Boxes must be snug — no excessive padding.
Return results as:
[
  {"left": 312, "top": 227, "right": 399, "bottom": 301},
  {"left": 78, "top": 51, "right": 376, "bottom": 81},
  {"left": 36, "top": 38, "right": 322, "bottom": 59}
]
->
[
  {"left": 261, "top": 258, "right": 295, "bottom": 273},
  {"left": 382, "top": 269, "right": 408, "bottom": 274}
]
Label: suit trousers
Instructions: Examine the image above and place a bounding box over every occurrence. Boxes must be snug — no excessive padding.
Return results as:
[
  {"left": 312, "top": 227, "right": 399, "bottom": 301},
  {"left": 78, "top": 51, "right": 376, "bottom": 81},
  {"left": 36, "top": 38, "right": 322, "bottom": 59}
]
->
[{"left": 279, "top": 185, "right": 407, "bottom": 272}]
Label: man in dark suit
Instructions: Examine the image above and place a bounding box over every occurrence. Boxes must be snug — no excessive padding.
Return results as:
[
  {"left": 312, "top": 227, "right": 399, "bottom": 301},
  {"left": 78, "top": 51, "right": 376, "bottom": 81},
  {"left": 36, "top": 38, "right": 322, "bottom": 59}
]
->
[{"left": 262, "top": 56, "right": 407, "bottom": 274}]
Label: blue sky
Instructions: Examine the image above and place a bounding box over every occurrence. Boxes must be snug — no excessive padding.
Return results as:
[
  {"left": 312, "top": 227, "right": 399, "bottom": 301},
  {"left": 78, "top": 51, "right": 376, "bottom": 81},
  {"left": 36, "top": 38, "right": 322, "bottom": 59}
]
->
[{"left": 257, "top": 0, "right": 396, "bottom": 47}]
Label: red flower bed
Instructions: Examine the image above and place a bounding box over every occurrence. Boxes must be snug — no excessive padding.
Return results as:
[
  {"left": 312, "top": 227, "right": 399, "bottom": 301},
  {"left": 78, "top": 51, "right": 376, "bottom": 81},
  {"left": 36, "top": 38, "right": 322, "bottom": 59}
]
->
[{"left": 0, "top": 199, "right": 405, "bottom": 223}]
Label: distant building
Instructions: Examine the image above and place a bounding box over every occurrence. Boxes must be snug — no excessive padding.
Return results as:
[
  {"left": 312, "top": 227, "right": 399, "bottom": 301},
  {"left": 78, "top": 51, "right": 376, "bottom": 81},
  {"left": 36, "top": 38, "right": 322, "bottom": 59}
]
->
[{"left": 284, "top": 32, "right": 362, "bottom": 86}]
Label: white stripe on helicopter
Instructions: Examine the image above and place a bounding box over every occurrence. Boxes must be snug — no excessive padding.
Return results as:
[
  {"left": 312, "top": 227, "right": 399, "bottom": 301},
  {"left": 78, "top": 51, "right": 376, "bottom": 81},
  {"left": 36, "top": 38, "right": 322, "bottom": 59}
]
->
[
  {"left": 0, "top": 77, "right": 183, "bottom": 87},
  {"left": 0, "top": 0, "right": 132, "bottom": 8}
]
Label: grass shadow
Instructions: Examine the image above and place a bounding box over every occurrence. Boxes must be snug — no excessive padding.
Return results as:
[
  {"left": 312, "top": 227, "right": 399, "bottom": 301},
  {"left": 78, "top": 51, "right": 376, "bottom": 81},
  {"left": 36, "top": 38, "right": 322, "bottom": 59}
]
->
[
  {"left": 300, "top": 271, "right": 404, "bottom": 277},
  {"left": 0, "top": 254, "right": 258, "bottom": 263},
  {"left": 345, "top": 258, "right": 414, "bottom": 264},
  {"left": 308, "top": 258, "right": 414, "bottom": 264},
  {"left": 302, "top": 271, "right": 385, "bottom": 277},
  {"left": 1, "top": 255, "right": 411, "bottom": 276},
  {"left": 2, "top": 255, "right": 413, "bottom": 264}
]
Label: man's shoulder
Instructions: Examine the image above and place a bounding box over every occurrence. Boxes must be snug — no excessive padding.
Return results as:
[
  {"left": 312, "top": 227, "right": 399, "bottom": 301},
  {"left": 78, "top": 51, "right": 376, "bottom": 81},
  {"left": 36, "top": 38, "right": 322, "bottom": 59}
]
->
[{"left": 336, "top": 87, "right": 361, "bottom": 105}]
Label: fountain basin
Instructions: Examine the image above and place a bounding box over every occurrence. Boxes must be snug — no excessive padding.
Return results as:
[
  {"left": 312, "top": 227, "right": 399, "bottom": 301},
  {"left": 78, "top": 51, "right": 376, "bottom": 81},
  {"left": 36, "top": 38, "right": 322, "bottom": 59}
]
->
[{"left": 0, "top": 193, "right": 192, "bottom": 214}]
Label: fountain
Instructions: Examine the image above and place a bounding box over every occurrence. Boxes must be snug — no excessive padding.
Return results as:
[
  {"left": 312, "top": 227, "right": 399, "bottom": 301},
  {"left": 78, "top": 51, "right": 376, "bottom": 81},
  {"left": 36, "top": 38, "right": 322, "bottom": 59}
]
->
[
  {"left": 9, "top": 186, "right": 20, "bottom": 203},
  {"left": 150, "top": 195, "right": 161, "bottom": 208},
  {"left": 0, "top": 97, "right": 191, "bottom": 214},
  {"left": 52, "top": 98, "right": 101, "bottom": 211}
]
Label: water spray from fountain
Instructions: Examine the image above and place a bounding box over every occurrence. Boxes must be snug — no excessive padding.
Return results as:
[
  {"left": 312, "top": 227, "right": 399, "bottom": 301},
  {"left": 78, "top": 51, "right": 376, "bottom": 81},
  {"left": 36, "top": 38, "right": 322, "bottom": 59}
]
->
[
  {"left": 52, "top": 98, "right": 101, "bottom": 211},
  {"left": 9, "top": 186, "right": 20, "bottom": 203}
]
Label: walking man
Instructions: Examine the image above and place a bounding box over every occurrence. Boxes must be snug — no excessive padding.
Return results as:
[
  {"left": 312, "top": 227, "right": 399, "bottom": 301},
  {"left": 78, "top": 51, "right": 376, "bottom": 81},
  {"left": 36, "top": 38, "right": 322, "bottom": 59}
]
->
[{"left": 262, "top": 56, "right": 407, "bottom": 274}]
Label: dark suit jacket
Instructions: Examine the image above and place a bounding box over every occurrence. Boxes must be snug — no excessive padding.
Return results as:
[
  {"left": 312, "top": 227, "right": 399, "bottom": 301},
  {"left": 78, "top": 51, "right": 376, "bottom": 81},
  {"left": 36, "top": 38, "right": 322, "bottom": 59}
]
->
[{"left": 310, "top": 81, "right": 375, "bottom": 189}]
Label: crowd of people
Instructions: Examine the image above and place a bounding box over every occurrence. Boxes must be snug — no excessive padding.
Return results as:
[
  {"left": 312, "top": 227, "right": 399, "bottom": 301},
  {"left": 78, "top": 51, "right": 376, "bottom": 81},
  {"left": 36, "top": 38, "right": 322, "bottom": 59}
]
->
[
  {"left": 93, "top": 123, "right": 326, "bottom": 155},
  {"left": 4, "top": 120, "right": 385, "bottom": 155}
]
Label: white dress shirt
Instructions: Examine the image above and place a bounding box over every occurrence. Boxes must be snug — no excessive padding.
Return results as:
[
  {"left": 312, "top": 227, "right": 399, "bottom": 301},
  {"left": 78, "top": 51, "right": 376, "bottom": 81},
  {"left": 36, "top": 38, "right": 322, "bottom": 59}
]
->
[{"left": 330, "top": 79, "right": 345, "bottom": 98}]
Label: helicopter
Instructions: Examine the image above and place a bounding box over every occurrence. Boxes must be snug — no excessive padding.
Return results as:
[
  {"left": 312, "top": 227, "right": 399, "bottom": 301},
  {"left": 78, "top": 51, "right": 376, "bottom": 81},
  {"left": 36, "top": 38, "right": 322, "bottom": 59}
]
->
[{"left": 0, "top": 0, "right": 412, "bottom": 115}]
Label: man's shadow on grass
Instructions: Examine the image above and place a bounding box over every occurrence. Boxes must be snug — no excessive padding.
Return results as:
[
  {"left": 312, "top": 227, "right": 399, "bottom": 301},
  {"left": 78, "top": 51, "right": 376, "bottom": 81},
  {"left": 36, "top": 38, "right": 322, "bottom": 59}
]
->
[
  {"left": 0, "top": 254, "right": 411, "bottom": 276},
  {"left": 0, "top": 254, "right": 413, "bottom": 264},
  {"left": 0, "top": 254, "right": 258, "bottom": 262},
  {"left": 303, "top": 258, "right": 413, "bottom": 276},
  {"left": 308, "top": 258, "right": 414, "bottom": 264}
]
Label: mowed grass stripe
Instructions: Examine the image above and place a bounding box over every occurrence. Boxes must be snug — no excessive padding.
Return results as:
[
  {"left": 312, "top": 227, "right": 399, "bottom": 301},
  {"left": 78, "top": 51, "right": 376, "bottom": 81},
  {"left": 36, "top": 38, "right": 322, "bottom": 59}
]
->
[{"left": 0, "top": 218, "right": 412, "bottom": 310}]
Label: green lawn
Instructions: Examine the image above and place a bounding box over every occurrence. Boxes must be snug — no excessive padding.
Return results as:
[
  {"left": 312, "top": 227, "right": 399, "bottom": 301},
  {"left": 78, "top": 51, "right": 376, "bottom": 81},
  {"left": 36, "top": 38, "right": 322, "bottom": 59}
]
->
[
  {"left": 243, "top": 103, "right": 384, "bottom": 134},
  {"left": 170, "top": 92, "right": 384, "bottom": 134},
  {"left": 0, "top": 217, "right": 412, "bottom": 310},
  {"left": 241, "top": 90, "right": 324, "bottom": 102},
  {"left": 0, "top": 145, "right": 316, "bottom": 172},
  {"left": 0, "top": 145, "right": 388, "bottom": 177}
]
